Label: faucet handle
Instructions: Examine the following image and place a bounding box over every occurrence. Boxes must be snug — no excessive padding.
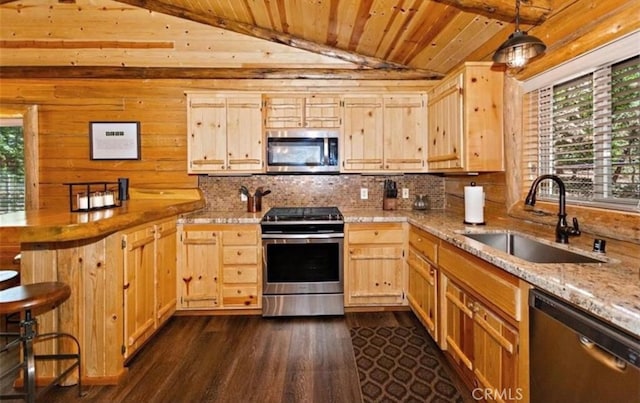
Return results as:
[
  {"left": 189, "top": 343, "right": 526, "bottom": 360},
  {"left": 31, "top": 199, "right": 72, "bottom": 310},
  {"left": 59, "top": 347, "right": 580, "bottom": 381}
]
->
[{"left": 572, "top": 217, "right": 581, "bottom": 235}]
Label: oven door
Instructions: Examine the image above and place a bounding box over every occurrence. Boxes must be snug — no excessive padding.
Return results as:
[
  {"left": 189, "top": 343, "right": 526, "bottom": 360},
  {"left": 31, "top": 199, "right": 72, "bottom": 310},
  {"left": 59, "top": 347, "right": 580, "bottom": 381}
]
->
[{"left": 262, "top": 235, "right": 343, "bottom": 295}]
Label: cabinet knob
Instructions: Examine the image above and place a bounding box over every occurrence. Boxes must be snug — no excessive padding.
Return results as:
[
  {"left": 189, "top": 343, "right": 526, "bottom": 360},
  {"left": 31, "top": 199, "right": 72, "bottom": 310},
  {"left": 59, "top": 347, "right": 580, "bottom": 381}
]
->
[
  {"left": 374, "top": 231, "right": 379, "bottom": 236},
  {"left": 123, "top": 283, "right": 130, "bottom": 290},
  {"left": 237, "top": 251, "right": 242, "bottom": 256},
  {"left": 237, "top": 270, "right": 242, "bottom": 275}
]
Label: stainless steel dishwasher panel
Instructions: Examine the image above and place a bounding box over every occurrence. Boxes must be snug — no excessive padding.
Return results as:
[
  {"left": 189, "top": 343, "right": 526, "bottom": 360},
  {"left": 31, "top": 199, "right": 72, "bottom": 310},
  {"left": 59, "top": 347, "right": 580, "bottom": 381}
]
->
[{"left": 529, "top": 289, "right": 640, "bottom": 403}]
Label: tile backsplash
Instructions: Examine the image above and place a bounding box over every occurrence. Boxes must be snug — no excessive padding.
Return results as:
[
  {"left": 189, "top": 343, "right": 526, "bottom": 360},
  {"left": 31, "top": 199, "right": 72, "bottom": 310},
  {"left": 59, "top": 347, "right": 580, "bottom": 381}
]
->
[{"left": 199, "top": 174, "right": 444, "bottom": 212}]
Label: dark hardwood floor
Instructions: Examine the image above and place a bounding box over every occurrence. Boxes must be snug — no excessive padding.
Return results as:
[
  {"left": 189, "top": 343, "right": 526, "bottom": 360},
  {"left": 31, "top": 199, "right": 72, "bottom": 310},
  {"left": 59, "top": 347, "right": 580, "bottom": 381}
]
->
[{"left": 1, "top": 311, "right": 469, "bottom": 403}]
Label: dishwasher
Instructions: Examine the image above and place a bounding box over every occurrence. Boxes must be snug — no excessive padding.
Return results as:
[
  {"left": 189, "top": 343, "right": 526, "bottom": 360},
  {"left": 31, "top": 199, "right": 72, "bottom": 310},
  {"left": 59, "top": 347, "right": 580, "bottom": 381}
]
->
[{"left": 529, "top": 289, "right": 640, "bottom": 403}]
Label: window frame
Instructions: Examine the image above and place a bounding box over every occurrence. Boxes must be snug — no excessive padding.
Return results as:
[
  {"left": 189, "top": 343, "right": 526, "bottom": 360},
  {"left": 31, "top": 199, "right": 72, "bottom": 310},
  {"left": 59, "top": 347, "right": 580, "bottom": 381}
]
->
[
  {"left": 521, "top": 31, "right": 640, "bottom": 213},
  {"left": 0, "top": 105, "right": 39, "bottom": 211}
]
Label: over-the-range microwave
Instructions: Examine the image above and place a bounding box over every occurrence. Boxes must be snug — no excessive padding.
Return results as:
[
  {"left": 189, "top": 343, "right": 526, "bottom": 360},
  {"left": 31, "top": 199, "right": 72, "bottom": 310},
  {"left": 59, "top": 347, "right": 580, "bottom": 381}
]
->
[{"left": 266, "top": 129, "right": 339, "bottom": 174}]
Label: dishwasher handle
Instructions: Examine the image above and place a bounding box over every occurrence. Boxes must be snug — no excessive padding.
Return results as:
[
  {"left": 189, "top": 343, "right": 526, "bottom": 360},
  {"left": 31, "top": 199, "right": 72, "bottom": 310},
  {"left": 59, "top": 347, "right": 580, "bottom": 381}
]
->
[{"left": 579, "top": 335, "right": 628, "bottom": 372}]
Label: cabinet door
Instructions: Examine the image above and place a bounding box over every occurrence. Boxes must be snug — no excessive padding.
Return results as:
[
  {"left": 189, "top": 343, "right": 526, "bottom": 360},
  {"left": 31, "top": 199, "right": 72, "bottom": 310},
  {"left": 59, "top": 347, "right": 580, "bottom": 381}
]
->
[
  {"left": 441, "top": 275, "right": 474, "bottom": 377},
  {"left": 177, "top": 227, "right": 220, "bottom": 309},
  {"left": 263, "top": 95, "right": 304, "bottom": 128},
  {"left": 383, "top": 94, "right": 426, "bottom": 171},
  {"left": 155, "top": 219, "right": 177, "bottom": 325},
  {"left": 304, "top": 95, "right": 341, "bottom": 128},
  {"left": 342, "top": 96, "right": 384, "bottom": 171},
  {"left": 472, "top": 301, "right": 519, "bottom": 402},
  {"left": 407, "top": 249, "right": 438, "bottom": 341},
  {"left": 226, "top": 96, "right": 264, "bottom": 172},
  {"left": 427, "top": 73, "right": 463, "bottom": 170},
  {"left": 346, "top": 245, "right": 404, "bottom": 305},
  {"left": 188, "top": 96, "right": 228, "bottom": 173},
  {"left": 122, "top": 225, "right": 156, "bottom": 359}
]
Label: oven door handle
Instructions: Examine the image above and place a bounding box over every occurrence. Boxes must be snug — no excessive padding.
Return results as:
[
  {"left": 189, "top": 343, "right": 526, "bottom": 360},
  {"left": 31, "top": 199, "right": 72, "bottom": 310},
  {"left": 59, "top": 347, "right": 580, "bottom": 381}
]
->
[{"left": 261, "top": 233, "right": 344, "bottom": 239}]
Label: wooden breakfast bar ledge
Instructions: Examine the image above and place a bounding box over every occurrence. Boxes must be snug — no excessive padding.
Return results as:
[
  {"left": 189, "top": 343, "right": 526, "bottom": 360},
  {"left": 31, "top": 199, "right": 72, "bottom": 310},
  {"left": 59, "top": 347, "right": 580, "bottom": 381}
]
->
[{"left": 0, "top": 188, "right": 204, "bottom": 385}]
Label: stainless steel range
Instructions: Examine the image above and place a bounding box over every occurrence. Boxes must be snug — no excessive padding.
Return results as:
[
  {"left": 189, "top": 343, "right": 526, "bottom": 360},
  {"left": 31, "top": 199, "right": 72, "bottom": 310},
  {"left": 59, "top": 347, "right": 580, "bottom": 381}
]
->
[{"left": 261, "top": 207, "right": 344, "bottom": 316}]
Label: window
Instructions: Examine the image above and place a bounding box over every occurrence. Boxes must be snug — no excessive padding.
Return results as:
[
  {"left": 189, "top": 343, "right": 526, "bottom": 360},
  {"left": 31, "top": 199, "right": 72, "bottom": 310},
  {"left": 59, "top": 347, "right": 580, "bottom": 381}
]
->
[
  {"left": 523, "top": 55, "right": 640, "bottom": 211},
  {"left": 0, "top": 118, "right": 25, "bottom": 214}
]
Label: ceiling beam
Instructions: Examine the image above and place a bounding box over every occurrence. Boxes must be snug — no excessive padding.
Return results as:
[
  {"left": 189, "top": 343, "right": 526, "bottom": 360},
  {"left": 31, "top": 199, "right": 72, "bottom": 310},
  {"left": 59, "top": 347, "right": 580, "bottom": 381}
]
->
[
  {"left": 435, "top": 0, "right": 552, "bottom": 24},
  {"left": 0, "top": 66, "right": 442, "bottom": 80},
  {"left": 113, "top": 0, "right": 442, "bottom": 78}
]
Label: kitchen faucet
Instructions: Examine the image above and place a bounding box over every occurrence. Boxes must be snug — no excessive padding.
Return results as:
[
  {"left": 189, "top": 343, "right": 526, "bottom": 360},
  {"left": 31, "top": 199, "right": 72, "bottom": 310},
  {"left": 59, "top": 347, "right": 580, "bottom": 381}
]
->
[{"left": 525, "top": 174, "right": 581, "bottom": 244}]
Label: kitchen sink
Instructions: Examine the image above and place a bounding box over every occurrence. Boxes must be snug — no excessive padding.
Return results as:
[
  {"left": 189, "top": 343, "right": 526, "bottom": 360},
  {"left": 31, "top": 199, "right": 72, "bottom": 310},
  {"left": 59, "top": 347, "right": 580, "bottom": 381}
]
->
[{"left": 462, "top": 231, "right": 606, "bottom": 264}]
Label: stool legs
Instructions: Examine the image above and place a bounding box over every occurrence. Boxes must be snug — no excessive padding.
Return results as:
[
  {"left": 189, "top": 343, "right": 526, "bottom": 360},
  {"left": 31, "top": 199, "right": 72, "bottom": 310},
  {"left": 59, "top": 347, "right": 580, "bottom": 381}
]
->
[{"left": 0, "top": 309, "right": 82, "bottom": 402}]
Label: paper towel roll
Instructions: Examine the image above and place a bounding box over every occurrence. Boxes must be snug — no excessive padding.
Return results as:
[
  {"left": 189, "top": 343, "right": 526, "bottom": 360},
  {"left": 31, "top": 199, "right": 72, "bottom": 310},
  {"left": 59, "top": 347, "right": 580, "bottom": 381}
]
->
[{"left": 464, "top": 184, "right": 485, "bottom": 224}]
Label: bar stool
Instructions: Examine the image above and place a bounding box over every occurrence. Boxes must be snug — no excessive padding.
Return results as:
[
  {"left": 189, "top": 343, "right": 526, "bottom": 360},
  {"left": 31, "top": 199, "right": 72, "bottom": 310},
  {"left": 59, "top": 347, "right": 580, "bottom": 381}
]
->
[
  {"left": 0, "top": 270, "right": 20, "bottom": 339},
  {"left": 0, "top": 282, "right": 82, "bottom": 402}
]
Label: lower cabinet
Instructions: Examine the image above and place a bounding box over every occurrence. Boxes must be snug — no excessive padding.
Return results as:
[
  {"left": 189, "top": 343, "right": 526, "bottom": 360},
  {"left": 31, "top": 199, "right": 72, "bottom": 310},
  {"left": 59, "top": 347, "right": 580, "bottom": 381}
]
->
[
  {"left": 177, "top": 224, "right": 261, "bottom": 311},
  {"left": 345, "top": 223, "right": 406, "bottom": 306},
  {"left": 122, "top": 217, "right": 177, "bottom": 360},
  {"left": 439, "top": 242, "right": 528, "bottom": 403},
  {"left": 407, "top": 225, "right": 439, "bottom": 341},
  {"left": 407, "top": 249, "right": 438, "bottom": 341}
]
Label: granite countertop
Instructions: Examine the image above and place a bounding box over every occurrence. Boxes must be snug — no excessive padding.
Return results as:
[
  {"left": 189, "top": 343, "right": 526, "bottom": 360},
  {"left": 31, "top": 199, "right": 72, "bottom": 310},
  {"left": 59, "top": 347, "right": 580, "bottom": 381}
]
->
[
  {"left": 179, "top": 208, "right": 640, "bottom": 337},
  {"left": 342, "top": 209, "right": 640, "bottom": 338}
]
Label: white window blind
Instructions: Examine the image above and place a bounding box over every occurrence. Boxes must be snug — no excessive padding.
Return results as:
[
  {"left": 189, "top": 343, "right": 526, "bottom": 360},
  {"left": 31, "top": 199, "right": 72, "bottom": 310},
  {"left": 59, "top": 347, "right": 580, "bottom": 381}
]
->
[
  {"left": 522, "top": 55, "right": 640, "bottom": 211},
  {"left": 0, "top": 121, "right": 25, "bottom": 214}
]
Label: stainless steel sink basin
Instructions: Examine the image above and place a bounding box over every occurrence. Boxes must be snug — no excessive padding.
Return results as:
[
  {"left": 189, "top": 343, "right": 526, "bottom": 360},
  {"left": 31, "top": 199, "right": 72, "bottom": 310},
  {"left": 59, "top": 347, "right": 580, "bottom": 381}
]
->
[{"left": 462, "top": 232, "right": 606, "bottom": 264}]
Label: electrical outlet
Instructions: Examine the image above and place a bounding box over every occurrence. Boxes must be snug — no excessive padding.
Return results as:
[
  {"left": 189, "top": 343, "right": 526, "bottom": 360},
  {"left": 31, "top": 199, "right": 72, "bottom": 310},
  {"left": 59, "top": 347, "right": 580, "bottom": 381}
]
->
[
  {"left": 240, "top": 194, "right": 248, "bottom": 202},
  {"left": 360, "top": 188, "right": 368, "bottom": 200},
  {"left": 402, "top": 188, "right": 409, "bottom": 199}
]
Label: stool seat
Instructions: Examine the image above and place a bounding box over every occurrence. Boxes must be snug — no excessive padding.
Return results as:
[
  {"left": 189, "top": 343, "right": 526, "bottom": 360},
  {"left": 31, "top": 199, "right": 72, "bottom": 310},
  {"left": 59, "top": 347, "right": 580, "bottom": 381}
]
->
[
  {"left": 0, "top": 270, "right": 20, "bottom": 291},
  {"left": 0, "top": 282, "right": 70, "bottom": 316}
]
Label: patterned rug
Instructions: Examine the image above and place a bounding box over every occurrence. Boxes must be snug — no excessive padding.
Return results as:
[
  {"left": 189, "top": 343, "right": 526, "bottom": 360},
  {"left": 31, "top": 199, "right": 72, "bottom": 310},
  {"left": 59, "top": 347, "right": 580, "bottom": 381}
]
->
[{"left": 350, "top": 326, "right": 465, "bottom": 403}]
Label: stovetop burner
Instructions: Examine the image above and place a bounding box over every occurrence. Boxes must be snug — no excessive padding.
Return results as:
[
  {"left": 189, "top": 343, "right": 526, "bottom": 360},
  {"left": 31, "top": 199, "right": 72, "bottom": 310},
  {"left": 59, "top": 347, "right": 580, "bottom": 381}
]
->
[{"left": 262, "top": 207, "right": 343, "bottom": 222}]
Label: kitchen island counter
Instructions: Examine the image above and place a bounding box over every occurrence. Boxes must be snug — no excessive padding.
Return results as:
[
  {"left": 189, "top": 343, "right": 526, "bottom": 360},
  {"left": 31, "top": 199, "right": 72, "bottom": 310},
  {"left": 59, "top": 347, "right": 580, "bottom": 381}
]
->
[
  {"left": 0, "top": 188, "right": 205, "bottom": 243},
  {"left": 342, "top": 209, "right": 640, "bottom": 338}
]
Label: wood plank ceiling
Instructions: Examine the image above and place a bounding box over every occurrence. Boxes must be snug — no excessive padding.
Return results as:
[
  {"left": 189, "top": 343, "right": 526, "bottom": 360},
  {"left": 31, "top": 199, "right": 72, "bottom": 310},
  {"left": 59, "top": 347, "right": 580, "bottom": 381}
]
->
[
  {"left": 2, "top": 0, "right": 639, "bottom": 80},
  {"left": 112, "top": 0, "right": 551, "bottom": 76}
]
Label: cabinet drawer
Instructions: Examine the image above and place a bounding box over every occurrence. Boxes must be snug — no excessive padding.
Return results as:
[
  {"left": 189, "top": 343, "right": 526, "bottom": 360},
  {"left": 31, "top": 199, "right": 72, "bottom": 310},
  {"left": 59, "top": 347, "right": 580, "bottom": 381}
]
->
[
  {"left": 223, "top": 267, "right": 258, "bottom": 284},
  {"left": 222, "top": 230, "right": 258, "bottom": 245},
  {"left": 222, "top": 246, "right": 259, "bottom": 265},
  {"left": 222, "top": 286, "right": 259, "bottom": 306},
  {"left": 409, "top": 226, "right": 438, "bottom": 264},
  {"left": 439, "top": 243, "right": 521, "bottom": 320},
  {"left": 348, "top": 224, "right": 404, "bottom": 244}
]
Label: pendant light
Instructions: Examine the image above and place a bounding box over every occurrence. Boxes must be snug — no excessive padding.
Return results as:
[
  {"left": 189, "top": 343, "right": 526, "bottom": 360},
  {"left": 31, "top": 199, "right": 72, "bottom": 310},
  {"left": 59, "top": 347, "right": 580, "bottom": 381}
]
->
[{"left": 493, "top": 0, "right": 546, "bottom": 68}]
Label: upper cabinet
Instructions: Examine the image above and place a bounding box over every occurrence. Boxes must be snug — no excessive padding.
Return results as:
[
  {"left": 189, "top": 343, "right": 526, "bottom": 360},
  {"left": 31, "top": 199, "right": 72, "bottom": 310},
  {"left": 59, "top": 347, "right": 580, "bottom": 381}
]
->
[
  {"left": 427, "top": 62, "right": 504, "bottom": 172},
  {"left": 187, "top": 93, "right": 264, "bottom": 174},
  {"left": 382, "top": 94, "right": 426, "bottom": 171},
  {"left": 342, "top": 95, "right": 384, "bottom": 171},
  {"left": 342, "top": 94, "right": 427, "bottom": 173},
  {"left": 263, "top": 94, "right": 341, "bottom": 129}
]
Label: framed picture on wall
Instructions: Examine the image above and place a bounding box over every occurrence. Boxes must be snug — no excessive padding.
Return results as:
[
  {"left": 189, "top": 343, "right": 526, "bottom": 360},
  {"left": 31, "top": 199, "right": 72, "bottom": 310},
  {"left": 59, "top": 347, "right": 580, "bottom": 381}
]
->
[{"left": 90, "top": 121, "right": 141, "bottom": 160}]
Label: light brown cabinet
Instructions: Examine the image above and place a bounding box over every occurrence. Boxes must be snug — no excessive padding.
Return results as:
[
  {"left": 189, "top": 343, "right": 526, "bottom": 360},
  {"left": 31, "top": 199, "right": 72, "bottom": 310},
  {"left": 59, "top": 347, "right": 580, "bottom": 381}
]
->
[
  {"left": 187, "top": 93, "right": 263, "bottom": 174},
  {"left": 263, "top": 94, "right": 341, "bottom": 128},
  {"left": 382, "top": 94, "right": 426, "bottom": 171},
  {"left": 342, "top": 94, "right": 427, "bottom": 172},
  {"left": 407, "top": 225, "right": 439, "bottom": 341},
  {"left": 342, "top": 95, "right": 384, "bottom": 171},
  {"left": 122, "top": 217, "right": 177, "bottom": 359},
  {"left": 220, "top": 226, "right": 261, "bottom": 308},
  {"left": 439, "top": 241, "right": 527, "bottom": 402},
  {"left": 177, "top": 224, "right": 220, "bottom": 309},
  {"left": 177, "top": 224, "right": 261, "bottom": 311},
  {"left": 427, "top": 62, "right": 504, "bottom": 172},
  {"left": 345, "top": 223, "right": 405, "bottom": 306}
]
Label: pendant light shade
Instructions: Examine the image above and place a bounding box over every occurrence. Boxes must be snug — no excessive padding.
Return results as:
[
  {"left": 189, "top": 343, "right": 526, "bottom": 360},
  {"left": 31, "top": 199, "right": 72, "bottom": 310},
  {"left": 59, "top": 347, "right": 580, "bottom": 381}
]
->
[{"left": 493, "top": 0, "right": 546, "bottom": 68}]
